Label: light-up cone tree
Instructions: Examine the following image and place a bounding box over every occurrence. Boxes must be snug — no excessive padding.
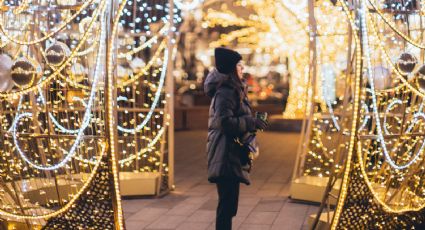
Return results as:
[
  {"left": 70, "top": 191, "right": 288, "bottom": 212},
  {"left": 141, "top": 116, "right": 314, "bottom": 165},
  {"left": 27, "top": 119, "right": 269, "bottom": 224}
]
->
[
  {"left": 0, "top": 0, "right": 177, "bottom": 229},
  {"left": 308, "top": 0, "right": 425, "bottom": 228}
]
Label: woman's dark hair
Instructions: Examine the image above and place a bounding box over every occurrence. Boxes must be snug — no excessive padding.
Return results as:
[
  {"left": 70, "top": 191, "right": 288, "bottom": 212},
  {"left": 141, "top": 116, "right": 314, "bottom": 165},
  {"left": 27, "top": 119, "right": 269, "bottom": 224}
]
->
[{"left": 217, "top": 67, "right": 245, "bottom": 103}]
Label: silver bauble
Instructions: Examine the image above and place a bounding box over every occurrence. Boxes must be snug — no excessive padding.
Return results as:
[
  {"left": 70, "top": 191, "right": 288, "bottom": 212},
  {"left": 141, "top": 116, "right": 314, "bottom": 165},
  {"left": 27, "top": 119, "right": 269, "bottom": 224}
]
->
[
  {"left": 130, "top": 57, "right": 146, "bottom": 73},
  {"left": 11, "top": 57, "right": 39, "bottom": 88},
  {"left": 396, "top": 52, "right": 418, "bottom": 75},
  {"left": 45, "top": 41, "right": 71, "bottom": 66},
  {"left": 416, "top": 64, "right": 425, "bottom": 91},
  {"left": 0, "top": 54, "right": 14, "bottom": 92},
  {"left": 70, "top": 63, "right": 87, "bottom": 83}
]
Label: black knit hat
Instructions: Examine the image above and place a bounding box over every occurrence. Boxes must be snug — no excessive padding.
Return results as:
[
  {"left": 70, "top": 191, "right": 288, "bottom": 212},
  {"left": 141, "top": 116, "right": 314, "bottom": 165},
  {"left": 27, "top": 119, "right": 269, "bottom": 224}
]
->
[{"left": 214, "top": 47, "right": 242, "bottom": 74}]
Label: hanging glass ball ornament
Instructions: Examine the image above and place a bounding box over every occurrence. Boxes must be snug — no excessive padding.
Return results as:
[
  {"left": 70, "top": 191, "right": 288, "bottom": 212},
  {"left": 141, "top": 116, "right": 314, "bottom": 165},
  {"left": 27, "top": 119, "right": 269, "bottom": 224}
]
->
[
  {"left": 79, "top": 17, "right": 99, "bottom": 39},
  {"left": 396, "top": 52, "right": 418, "bottom": 75},
  {"left": 45, "top": 41, "right": 71, "bottom": 67},
  {"left": 130, "top": 57, "right": 146, "bottom": 73},
  {"left": 117, "top": 65, "right": 132, "bottom": 85},
  {"left": 0, "top": 54, "right": 14, "bottom": 92},
  {"left": 416, "top": 64, "right": 425, "bottom": 91},
  {"left": 154, "top": 57, "right": 163, "bottom": 68},
  {"left": 69, "top": 62, "right": 87, "bottom": 83},
  {"left": 11, "top": 57, "right": 39, "bottom": 88}
]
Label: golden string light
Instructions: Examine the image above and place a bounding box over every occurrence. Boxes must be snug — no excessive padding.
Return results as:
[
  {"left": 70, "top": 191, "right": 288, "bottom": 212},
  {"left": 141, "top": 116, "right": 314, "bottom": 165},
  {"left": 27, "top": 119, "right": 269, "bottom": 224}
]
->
[
  {"left": 368, "top": 0, "right": 425, "bottom": 50},
  {"left": 118, "top": 40, "right": 167, "bottom": 87},
  {"left": 0, "top": 0, "right": 103, "bottom": 99},
  {"left": 0, "top": 0, "right": 96, "bottom": 45},
  {"left": 0, "top": 142, "right": 107, "bottom": 219},
  {"left": 205, "top": 0, "right": 311, "bottom": 118},
  {"left": 117, "top": 24, "right": 169, "bottom": 59},
  {"left": 331, "top": 0, "right": 362, "bottom": 228}
]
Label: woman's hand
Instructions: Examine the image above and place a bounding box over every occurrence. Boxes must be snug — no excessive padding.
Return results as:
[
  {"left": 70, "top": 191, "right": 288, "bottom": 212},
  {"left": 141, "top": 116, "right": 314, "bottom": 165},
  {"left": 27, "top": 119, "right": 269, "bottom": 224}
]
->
[{"left": 254, "top": 118, "right": 268, "bottom": 131}]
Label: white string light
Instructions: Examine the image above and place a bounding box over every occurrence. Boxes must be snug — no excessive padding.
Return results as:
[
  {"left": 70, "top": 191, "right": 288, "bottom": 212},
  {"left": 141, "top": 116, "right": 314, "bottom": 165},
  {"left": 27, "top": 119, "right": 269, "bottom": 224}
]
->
[
  {"left": 326, "top": 100, "right": 341, "bottom": 131},
  {"left": 383, "top": 99, "right": 402, "bottom": 135},
  {"left": 118, "top": 127, "right": 166, "bottom": 165},
  {"left": 37, "top": 87, "right": 89, "bottom": 134},
  {"left": 11, "top": 5, "right": 107, "bottom": 171},
  {"left": 117, "top": 48, "right": 168, "bottom": 134},
  {"left": 361, "top": 0, "right": 425, "bottom": 170},
  {"left": 358, "top": 101, "right": 370, "bottom": 132}
]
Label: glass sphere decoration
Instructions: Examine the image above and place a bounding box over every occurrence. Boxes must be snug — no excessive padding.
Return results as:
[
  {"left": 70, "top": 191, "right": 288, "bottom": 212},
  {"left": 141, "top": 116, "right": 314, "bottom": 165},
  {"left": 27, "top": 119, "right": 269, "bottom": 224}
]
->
[
  {"left": 79, "top": 17, "right": 99, "bottom": 39},
  {"left": 396, "top": 52, "right": 418, "bottom": 75},
  {"left": 117, "top": 65, "right": 132, "bottom": 85},
  {"left": 11, "top": 57, "right": 39, "bottom": 88},
  {"left": 130, "top": 57, "right": 146, "bottom": 73},
  {"left": 45, "top": 41, "right": 71, "bottom": 67},
  {"left": 0, "top": 54, "right": 14, "bottom": 92},
  {"left": 416, "top": 64, "right": 425, "bottom": 91},
  {"left": 69, "top": 62, "right": 87, "bottom": 83}
]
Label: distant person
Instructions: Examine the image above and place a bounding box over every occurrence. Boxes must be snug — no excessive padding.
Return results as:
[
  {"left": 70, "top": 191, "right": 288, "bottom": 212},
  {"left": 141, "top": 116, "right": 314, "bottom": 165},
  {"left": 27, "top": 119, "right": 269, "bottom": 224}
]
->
[{"left": 204, "top": 47, "right": 268, "bottom": 230}]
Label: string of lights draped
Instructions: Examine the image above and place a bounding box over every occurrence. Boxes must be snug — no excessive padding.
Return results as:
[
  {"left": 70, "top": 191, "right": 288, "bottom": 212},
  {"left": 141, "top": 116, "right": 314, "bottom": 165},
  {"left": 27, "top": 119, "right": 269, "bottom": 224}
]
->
[
  {"left": 354, "top": 0, "right": 425, "bottom": 212},
  {"left": 113, "top": 0, "right": 179, "bottom": 182}
]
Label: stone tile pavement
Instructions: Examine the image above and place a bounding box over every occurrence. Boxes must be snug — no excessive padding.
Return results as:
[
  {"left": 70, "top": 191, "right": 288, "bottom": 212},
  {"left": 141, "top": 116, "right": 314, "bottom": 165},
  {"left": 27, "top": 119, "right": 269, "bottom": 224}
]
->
[{"left": 124, "top": 131, "right": 318, "bottom": 230}]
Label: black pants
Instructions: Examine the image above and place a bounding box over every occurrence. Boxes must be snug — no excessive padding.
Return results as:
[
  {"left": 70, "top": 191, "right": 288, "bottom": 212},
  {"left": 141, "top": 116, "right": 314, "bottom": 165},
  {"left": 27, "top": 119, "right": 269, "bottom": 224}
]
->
[{"left": 216, "top": 180, "right": 240, "bottom": 230}]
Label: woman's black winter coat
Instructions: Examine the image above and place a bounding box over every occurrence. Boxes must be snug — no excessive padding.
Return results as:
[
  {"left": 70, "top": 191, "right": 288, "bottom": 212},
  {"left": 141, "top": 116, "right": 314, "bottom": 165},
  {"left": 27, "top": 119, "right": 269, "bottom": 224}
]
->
[{"left": 204, "top": 69, "right": 256, "bottom": 185}]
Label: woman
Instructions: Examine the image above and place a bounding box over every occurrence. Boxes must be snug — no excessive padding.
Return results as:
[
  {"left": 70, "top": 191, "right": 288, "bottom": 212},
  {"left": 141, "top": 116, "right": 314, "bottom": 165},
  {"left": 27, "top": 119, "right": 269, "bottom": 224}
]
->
[{"left": 204, "top": 47, "right": 268, "bottom": 230}]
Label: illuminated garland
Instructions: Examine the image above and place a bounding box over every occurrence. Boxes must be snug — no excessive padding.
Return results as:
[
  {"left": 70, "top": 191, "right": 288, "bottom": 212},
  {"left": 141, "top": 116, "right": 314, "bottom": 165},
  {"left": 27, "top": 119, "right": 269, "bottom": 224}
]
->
[
  {"left": 205, "top": 0, "right": 312, "bottom": 119},
  {"left": 368, "top": 0, "right": 425, "bottom": 49},
  {"left": 0, "top": 0, "right": 96, "bottom": 45},
  {"left": 37, "top": 43, "right": 91, "bottom": 90},
  {"left": 6, "top": 96, "right": 23, "bottom": 132},
  {"left": 365, "top": 9, "right": 425, "bottom": 169},
  {"left": 332, "top": 2, "right": 425, "bottom": 226},
  {"left": 106, "top": 0, "right": 128, "bottom": 228},
  {"left": 383, "top": 98, "right": 403, "bottom": 135},
  {"left": 331, "top": 0, "right": 362, "bottom": 228},
  {"left": 37, "top": 87, "right": 88, "bottom": 134},
  {"left": 118, "top": 46, "right": 168, "bottom": 134},
  {"left": 361, "top": 0, "right": 421, "bottom": 170},
  {"left": 0, "top": 20, "right": 31, "bottom": 48},
  {"left": 0, "top": 0, "right": 104, "bottom": 99},
  {"left": 10, "top": 2, "right": 106, "bottom": 171},
  {"left": 0, "top": 142, "right": 107, "bottom": 219},
  {"left": 368, "top": 14, "right": 425, "bottom": 97},
  {"left": 118, "top": 40, "right": 166, "bottom": 87},
  {"left": 119, "top": 127, "right": 166, "bottom": 165},
  {"left": 117, "top": 24, "right": 169, "bottom": 59},
  {"left": 117, "top": 48, "right": 167, "bottom": 134},
  {"left": 358, "top": 101, "right": 371, "bottom": 132}
]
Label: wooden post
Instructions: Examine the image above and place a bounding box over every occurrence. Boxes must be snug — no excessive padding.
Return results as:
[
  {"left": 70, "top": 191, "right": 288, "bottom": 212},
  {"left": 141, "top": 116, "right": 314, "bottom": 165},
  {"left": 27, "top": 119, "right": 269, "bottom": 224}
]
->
[
  {"left": 166, "top": 0, "right": 175, "bottom": 191},
  {"left": 292, "top": 0, "right": 318, "bottom": 182}
]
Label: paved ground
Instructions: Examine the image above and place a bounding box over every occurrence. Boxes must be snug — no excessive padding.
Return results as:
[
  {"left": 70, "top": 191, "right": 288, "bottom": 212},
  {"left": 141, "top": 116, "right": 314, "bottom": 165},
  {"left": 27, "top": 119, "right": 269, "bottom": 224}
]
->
[{"left": 123, "top": 131, "right": 318, "bottom": 230}]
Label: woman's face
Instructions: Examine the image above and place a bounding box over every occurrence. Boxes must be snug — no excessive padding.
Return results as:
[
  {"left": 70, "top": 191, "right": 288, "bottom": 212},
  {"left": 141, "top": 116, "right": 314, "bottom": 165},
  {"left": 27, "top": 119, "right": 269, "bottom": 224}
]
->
[{"left": 236, "top": 61, "right": 244, "bottom": 79}]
